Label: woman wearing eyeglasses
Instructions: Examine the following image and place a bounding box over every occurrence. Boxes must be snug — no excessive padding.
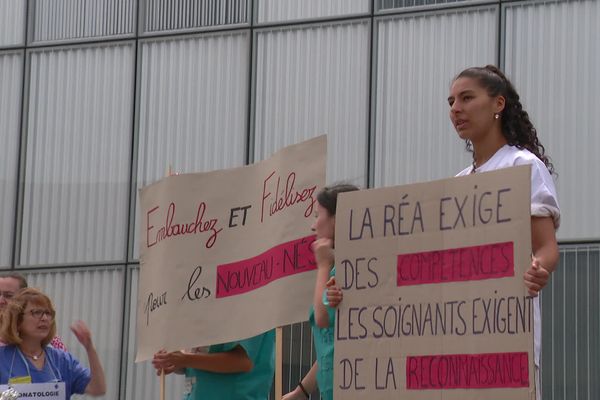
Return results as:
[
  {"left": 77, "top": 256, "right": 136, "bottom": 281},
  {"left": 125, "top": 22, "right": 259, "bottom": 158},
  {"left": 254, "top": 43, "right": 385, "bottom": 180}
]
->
[{"left": 0, "top": 288, "right": 106, "bottom": 398}]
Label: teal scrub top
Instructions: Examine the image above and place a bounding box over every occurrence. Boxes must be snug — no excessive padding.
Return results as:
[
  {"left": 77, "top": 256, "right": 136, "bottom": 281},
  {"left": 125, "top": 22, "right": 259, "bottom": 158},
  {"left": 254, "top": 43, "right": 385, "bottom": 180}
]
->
[
  {"left": 309, "top": 267, "right": 336, "bottom": 400},
  {"left": 183, "top": 330, "right": 275, "bottom": 400}
]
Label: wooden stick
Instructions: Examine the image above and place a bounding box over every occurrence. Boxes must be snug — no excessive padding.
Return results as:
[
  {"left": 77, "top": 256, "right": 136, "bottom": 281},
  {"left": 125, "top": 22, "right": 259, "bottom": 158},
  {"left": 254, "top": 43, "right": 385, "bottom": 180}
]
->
[
  {"left": 275, "top": 327, "right": 283, "bottom": 399},
  {"left": 160, "top": 163, "right": 170, "bottom": 400},
  {"left": 160, "top": 369, "right": 165, "bottom": 400}
]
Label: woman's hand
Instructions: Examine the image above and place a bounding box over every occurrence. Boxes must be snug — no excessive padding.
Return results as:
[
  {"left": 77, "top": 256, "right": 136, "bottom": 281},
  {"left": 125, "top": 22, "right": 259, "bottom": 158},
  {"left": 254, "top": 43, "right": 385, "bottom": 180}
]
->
[
  {"left": 312, "top": 238, "right": 334, "bottom": 268},
  {"left": 70, "top": 321, "right": 93, "bottom": 350},
  {"left": 281, "top": 387, "right": 305, "bottom": 399},
  {"left": 325, "top": 277, "right": 343, "bottom": 308},
  {"left": 152, "top": 350, "right": 187, "bottom": 373},
  {"left": 524, "top": 256, "right": 550, "bottom": 296},
  {"left": 152, "top": 350, "right": 181, "bottom": 375},
  {"left": 72, "top": 321, "right": 106, "bottom": 396}
]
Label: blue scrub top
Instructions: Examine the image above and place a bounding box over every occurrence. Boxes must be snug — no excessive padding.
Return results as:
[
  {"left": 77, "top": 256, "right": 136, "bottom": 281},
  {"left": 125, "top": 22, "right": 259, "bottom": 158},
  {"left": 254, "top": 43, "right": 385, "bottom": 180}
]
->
[{"left": 0, "top": 345, "right": 91, "bottom": 399}]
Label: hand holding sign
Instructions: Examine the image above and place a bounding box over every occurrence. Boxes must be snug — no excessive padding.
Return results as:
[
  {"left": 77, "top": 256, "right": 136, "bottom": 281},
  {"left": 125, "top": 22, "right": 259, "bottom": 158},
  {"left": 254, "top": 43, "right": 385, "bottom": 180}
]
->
[
  {"left": 523, "top": 256, "right": 550, "bottom": 296},
  {"left": 325, "top": 277, "right": 343, "bottom": 308},
  {"left": 152, "top": 350, "right": 185, "bottom": 375}
]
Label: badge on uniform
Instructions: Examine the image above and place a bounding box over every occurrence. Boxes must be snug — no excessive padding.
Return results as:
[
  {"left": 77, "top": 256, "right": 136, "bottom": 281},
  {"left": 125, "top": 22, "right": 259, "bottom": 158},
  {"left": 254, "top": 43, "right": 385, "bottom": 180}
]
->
[
  {"left": 8, "top": 376, "right": 31, "bottom": 384},
  {"left": 0, "top": 382, "right": 66, "bottom": 400}
]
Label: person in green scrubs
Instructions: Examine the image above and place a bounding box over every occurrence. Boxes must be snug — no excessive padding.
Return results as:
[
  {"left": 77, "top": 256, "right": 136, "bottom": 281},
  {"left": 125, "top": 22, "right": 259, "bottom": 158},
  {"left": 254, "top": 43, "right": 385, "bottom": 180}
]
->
[
  {"left": 153, "top": 330, "right": 275, "bottom": 400},
  {"left": 282, "top": 184, "right": 358, "bottom": 400}
]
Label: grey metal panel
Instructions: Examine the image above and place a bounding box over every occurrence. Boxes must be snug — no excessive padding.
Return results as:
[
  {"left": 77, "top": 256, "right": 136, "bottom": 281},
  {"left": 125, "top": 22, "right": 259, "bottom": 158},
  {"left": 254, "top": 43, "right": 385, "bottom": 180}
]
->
[
  {"left": 377, "top": 0, "right": 486, "bottom": 11},
  {"left": 0, "top": 0, "right": 26, "bottom": 47},
  {"left": 124, "top": 267, "right": 185, "bottom": 400},
  {"left": 503, "top": 0, "right": 600, "bottom": 241},
  {"left": 142, "top": 0, "right": 249, "bottom": 33},
  {"left": 372, "top": 7, "right": 498, "bottom": 187},
  {"left": 281, "top": 321, "right": 319, "bottom": 398},
  {"left": 30, "top": 0, "right": 136, "bottom": 44},
  {"left": 21, "top": 43, "right": 135, "bottom": 266},
  {"left": 256, "top": 0, "right": 369, "bottom": 23},
  {"left": 0, "top": 51, "right": 22, "bottom": 267},
  {"left": 542, "top": 245, "right": 600, "bottom": 400},
  {"left": 23, "top": 266, "right": 125, "bottom": 400},
  {"left": 253, "top": 20, "right": 370, "bottom": 186},
  {"left": 132, "top": 31, "right": 250, "bottom": 260}
]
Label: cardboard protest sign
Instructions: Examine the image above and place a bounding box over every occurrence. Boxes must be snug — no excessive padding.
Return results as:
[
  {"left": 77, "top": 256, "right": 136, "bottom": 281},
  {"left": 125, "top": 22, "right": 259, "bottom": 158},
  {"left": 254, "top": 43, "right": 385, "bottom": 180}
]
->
[
  {"left": 334, "top": 165, "right": 534, "bottom": 399},
  {"left": 136, "top": 136, "right": 326, "bottom": 362}
]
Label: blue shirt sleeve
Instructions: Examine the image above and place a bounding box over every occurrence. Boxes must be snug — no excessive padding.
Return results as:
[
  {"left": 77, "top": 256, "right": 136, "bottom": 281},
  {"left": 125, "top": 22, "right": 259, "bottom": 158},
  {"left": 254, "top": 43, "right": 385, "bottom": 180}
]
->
[
  {"left": 69, "top": 354, "right": 91, "bottom": 394},
  {"left": 56, "top": 350, "right": 91, "bottom": 395}
]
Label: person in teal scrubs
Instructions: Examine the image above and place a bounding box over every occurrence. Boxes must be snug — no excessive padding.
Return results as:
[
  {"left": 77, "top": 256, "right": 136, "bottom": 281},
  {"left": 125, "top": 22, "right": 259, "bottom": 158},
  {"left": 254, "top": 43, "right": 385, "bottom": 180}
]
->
[
  {"left": 282, "top": 184, "right": 358, "bottom": 400},
  {"left": 153, "top": 330, "right": 275, "bottom": 400}
]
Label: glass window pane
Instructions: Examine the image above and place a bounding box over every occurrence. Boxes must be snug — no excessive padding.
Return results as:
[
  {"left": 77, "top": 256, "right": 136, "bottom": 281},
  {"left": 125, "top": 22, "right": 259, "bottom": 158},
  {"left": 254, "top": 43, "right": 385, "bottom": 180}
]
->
[
  {"left": 372, "top": 7, "right": 498, "bottom": 187},
  {"left": 256, "top": 0, "right": 369, "bottom": 24},
  {"left": 377, "top": 0, "right": 486, "bottom": 12},
  {"left": 31, "top": 0, "right": 136, "bottom": 44},
  {"left": 132, "top": 32, "right": 250, "bottom": 260},
  {"left": 254, "top": 21, "right": 370, "bottom": 186},
  {"left": 504, "top": 0, "right": 600, "bottom": 241},
  {"left": 0, "top": 51, "right": 22, "bottom": 267},
  {"left": 143, "top": 0, "right": 249, "bottom": 34},
  {"left": 0, "top": 0, "right": 26, "bottom": 47},
  {"left": 21, "top": 43, "right": 135, "bottom": 266},
  {"left": 24, "top": 266, "right": 125, "bottom": 400}
]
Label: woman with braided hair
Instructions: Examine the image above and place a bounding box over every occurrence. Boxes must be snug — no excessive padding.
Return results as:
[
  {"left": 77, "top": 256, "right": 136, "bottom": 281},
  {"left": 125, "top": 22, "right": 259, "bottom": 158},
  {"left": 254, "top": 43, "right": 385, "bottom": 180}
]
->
[{"left": 448, "top": 65, "right": 559, "bottom": 400}]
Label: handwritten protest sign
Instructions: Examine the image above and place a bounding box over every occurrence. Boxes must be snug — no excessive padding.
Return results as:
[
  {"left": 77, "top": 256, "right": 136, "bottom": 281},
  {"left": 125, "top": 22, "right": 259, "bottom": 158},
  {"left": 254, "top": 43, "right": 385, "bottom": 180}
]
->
[
  {"left": 334, "top": 165, "right": 535, "bottom": 399},
  {"left": 136, "top": 136, "right": 326, "bottom": 362}
]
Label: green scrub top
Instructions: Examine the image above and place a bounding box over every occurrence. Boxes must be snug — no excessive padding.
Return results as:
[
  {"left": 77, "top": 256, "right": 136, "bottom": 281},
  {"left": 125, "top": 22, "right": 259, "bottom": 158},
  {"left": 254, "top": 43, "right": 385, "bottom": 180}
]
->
[
  {"left": 183, "top": 330, "right": 275, "bottom": 400},
  {"left": 309, "top": 266, "right": 336, "bottom": 400}
]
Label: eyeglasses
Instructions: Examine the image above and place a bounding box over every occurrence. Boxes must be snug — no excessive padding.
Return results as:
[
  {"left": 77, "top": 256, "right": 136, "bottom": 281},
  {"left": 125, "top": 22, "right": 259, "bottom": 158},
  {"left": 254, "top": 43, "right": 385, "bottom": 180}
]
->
[
  {"left": 24, "top": 309, "right": 55, "bottom": 321},
  {"left": 0, "top": 291, "right": 15, "bottom": 300}
]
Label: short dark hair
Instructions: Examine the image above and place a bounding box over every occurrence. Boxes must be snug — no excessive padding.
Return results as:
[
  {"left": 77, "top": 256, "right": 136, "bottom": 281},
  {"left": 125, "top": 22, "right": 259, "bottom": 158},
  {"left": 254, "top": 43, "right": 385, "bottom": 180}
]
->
[
  {"left": 0, "top": 273, "right": 28, "bottom": 289},
  {"left": 316, "top": 184, "right": 360, "bottom": 216}
]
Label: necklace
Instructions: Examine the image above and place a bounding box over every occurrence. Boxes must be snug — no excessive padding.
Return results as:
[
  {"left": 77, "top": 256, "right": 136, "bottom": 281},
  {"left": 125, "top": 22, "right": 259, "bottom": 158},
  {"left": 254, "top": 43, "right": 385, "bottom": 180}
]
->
[{"left": 22, "top": 349, "right": 44, "bottom": 361}]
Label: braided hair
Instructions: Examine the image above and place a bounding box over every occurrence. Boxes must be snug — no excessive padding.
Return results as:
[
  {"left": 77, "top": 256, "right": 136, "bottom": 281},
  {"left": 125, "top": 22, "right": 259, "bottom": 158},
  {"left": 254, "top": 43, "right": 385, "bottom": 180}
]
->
[{"left": 455, "top": 65, "right": 555, "bottom": 175}]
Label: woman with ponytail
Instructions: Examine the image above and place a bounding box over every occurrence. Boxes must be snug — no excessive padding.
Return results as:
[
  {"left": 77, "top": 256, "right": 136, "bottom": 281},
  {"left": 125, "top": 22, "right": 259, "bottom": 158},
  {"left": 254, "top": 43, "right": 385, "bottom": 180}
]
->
[{"left": 448, "top": 65, "right": 559, "bottom": 400}]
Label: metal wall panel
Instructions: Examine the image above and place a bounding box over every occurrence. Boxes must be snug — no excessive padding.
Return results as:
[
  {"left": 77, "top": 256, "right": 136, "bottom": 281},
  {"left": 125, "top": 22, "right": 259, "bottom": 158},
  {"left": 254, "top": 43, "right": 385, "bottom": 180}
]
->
[
  {"left": 256, "top": 0, "right": 369, "bottom": 23},
  {"left": 372, "top": 7, "right": 498, "bottom": 187},
  {"left": 21, "top": 43, "right": 134, "bottom": 266},
  {"left": 143, "top": 0, "right": 249, "bottom": 33},
  {"left": 133, "top": 32, "right": 249, "bottom": 260},
  {"left": 542, "top": 245, "right": 600, "bottom": 400},
  {"left": 281, "top": 322, "right": 319, "bottom": 398},
  {"left": 30, "top": 0, "right": 136, "bottom": 43},
  {"left": 0, "top": 51, "right": 22, "bottom": 267},
  {"left": 124, "top": 267, "right": 185, "bottom": 400},
  {"left": 24, "top": 266, "right": 125, "bottom": 400},
  {"left": 0, "top": 0, "right": 26, "bottom": 47},
  {"left": 377, "top": 0, "right": 483, "bottom": 11},
  {"left": 504, "top": 0, "right": 600, "bottom": 241},
  {"left": 253, "top": 21, "right": 370, "bottom": 186}
]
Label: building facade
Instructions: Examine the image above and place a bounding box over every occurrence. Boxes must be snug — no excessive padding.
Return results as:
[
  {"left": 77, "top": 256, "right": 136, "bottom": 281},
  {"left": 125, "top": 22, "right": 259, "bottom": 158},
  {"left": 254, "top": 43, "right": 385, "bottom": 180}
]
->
[{"left": 0, "top": 0, "right": 598, "bottom": 398}]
